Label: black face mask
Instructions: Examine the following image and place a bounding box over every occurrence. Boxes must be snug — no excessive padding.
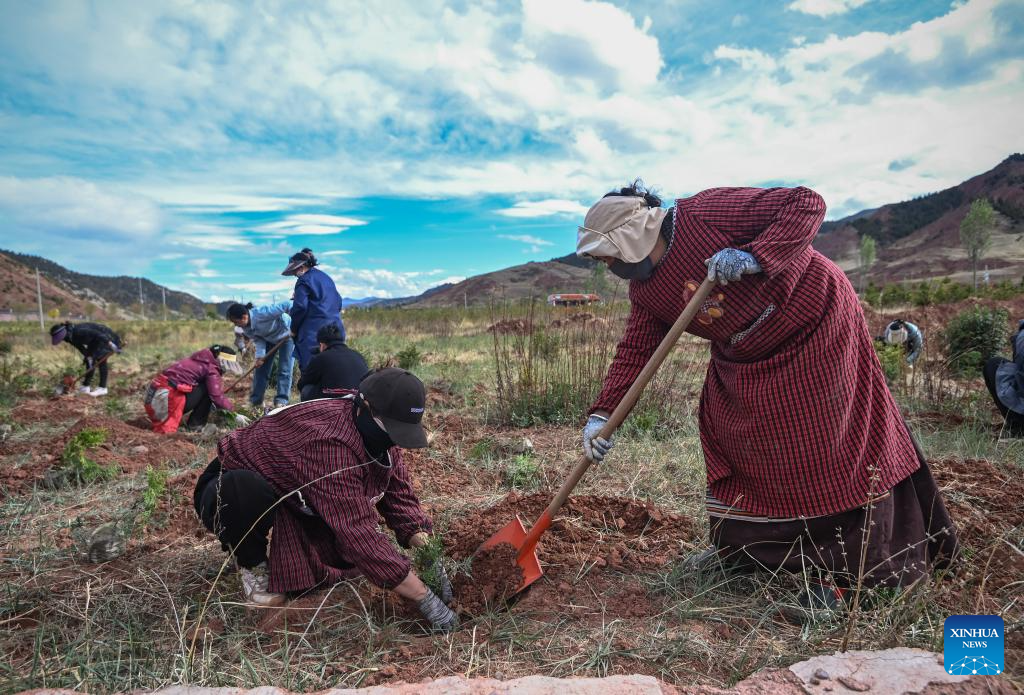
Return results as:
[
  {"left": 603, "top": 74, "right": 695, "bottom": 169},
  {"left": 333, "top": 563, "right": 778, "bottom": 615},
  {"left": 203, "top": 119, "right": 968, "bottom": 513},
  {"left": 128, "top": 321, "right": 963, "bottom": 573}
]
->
[
  {"left": 353, "top": 402, "right": 394, "bottom": 459},
  {"left": 609, "top": 256, "right": 655, "bottom": 281}
]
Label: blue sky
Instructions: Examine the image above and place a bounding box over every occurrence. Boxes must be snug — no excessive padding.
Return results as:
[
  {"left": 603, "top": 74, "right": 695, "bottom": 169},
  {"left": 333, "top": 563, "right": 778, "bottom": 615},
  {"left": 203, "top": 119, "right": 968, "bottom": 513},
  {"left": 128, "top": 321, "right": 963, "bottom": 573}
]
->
[{"left": 0, "top": 0, "right": 1022, "bottom": 302}]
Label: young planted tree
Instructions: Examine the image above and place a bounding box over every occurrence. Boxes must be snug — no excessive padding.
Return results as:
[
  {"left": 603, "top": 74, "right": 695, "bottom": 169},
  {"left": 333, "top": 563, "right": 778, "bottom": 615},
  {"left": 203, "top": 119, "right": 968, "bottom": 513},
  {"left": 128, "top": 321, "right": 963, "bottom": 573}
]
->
[
  {"left": 959, "top": 198, "right": 996, "bottom": 292},
  {"left": 858, "top": 234, "right": 876, "bottom": 295}
]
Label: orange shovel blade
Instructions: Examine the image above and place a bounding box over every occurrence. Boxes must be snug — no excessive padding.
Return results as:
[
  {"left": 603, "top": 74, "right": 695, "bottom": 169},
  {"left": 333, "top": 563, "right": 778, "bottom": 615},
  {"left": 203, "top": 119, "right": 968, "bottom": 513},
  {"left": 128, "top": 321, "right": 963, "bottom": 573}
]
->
[{"left": 479, "top": 514, "right": 544, "bottom": 593}]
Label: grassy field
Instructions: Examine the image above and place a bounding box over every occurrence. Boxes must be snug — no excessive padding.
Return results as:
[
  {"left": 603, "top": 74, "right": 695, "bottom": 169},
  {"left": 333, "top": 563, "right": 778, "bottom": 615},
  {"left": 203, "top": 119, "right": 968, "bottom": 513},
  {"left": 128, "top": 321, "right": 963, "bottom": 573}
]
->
[{"left": 0, "top": 301, "right": 1021, "bottom": 691}]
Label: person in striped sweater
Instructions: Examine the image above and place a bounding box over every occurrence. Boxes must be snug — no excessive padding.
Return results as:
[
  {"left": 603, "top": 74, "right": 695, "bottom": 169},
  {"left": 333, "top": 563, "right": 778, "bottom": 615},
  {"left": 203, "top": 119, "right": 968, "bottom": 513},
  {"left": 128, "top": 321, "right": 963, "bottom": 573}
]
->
[{"left": 192, "top": 368, "right": 456, "bottom": 631}]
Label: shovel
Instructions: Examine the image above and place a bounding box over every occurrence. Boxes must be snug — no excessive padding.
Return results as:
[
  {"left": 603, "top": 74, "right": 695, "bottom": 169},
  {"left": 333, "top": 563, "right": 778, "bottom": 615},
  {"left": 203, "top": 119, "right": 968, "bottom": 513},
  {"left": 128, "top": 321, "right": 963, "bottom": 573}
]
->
[
  {"left": 55, "top": 351, "right": 115, "bottom": 396},
  {"left": 224, "top": 336, "right": 291, "bottom": 394},
  {"left": 480, "top": 277, "right": 716, "bottom": 594}
]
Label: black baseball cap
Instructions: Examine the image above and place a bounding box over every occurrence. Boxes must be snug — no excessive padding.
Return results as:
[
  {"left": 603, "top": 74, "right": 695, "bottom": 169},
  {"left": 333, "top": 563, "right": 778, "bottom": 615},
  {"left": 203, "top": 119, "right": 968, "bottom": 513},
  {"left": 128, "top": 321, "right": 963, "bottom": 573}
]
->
[{"left": 359, "top": 368, "right": 428, "bottom": 448}]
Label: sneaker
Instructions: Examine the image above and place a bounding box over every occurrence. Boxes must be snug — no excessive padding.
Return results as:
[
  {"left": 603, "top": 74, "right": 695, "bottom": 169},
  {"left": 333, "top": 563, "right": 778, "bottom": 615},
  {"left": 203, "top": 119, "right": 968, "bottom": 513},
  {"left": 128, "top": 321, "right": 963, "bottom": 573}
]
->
[
  {"left": 239, "top": 562, "right": 286, "bottom": 607},
  {"left": 87, "top": 387, "right": 108, "bottom": 397},
  {"left": 77, "top": 385, "right": 92, "bottom": 394}
]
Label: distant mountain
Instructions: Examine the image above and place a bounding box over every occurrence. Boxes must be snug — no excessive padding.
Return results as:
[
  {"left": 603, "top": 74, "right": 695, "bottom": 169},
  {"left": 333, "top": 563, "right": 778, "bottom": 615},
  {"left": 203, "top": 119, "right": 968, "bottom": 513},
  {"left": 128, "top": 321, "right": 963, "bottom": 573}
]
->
[
  {"left": 0, "top": 250, "right": 213, "bottom": 319},
  {"left": 813, "top": 153, "right": 1024, "bottom": 284}
]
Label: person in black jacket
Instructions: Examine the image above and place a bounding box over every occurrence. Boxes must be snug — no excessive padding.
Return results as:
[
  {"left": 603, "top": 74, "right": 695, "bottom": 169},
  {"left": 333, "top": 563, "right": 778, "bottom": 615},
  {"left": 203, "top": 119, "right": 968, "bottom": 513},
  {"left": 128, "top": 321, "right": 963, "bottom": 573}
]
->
[
  {"left": 50, "top": 321, "right": 123, "bottom": 397},
  {"left": 297, "top": 323, "right": 369, "bottom": 400}
]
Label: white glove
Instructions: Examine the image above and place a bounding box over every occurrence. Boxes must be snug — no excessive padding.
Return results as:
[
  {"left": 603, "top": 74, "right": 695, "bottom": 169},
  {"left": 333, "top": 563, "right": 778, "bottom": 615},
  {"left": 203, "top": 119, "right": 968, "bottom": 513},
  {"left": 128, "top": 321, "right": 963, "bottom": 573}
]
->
[
  {"left": 704, "top": 248, "right": 762, "bottom": 285},
  {"left": 233, "top": 413, "right": 252, "bottom": 427},
  {"left": 582, "top": 414, "right": 614, "bottom": 463}
]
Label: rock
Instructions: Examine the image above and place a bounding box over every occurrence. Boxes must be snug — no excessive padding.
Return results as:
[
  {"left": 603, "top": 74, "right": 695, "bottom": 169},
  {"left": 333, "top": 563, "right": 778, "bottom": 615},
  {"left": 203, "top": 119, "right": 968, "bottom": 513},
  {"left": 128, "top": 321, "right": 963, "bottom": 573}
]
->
[
  {"left": 836, "top": 675, "right": 871, "bottom": 692},
  {"left": 86, "top": 523, "right": 124, "bottom": 563},
  {"left": 790, "top": 648, "right": 969, "bottom": 695},
  {"left": 130, "top": 445, "right": 149, "bottom": 454}
]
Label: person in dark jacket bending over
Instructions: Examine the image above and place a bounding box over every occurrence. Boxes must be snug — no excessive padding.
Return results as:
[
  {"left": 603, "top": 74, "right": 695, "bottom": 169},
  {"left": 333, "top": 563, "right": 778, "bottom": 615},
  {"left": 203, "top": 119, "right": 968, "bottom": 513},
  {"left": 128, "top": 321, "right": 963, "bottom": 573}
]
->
[
  {"left": 298, "top": 323, "right": 370, "bottom": 400},
  {"left": 282, "top": 248, "right": 345, "bottom": 371},
  {"left": 144, "top": 345, "right": 248, "bottom": 433},
  {"left": 50, "top": 321, "right": 122, "bottom": 397},
  {"left": 982, "top": 319, "right": 1024, "bottom": 438},
  {"left": 577, "top": 181, "right": 958, "bottom": 608},
  {"left": 192, "top": 368, "right": 457, "bottom": 632}
]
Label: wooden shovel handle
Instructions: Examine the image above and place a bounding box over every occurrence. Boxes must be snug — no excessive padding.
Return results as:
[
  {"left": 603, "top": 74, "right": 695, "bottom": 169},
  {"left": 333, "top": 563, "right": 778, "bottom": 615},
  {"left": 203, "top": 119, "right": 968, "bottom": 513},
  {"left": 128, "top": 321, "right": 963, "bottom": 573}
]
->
[
  {"left": 543, "top": 278, "right": 716, "bottom": 521},
  {"left": 225, "top": 336, "right": 291, "bottom": 393}
]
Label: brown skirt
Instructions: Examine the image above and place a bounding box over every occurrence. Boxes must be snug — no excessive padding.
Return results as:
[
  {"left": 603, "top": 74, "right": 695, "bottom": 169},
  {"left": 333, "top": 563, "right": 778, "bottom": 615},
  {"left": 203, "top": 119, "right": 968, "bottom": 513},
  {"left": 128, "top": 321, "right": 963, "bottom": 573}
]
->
[{"left": 709, "top": 458, "right": 958, "bottom": 589}]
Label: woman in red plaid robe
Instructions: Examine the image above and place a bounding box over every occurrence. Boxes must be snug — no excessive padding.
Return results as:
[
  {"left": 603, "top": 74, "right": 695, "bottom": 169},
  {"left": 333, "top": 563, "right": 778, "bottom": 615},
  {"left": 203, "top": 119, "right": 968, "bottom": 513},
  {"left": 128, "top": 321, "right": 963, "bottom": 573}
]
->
[{"left": 579, "top": 182, "right": 957, "bottom": 599}]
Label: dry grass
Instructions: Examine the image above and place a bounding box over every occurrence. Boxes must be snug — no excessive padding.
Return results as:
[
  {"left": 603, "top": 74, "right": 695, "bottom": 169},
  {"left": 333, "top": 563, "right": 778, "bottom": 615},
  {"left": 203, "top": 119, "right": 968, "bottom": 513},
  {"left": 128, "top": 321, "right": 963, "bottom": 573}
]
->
[{"left": 0, "top": 308, "right": 1022, "bottom": 691}]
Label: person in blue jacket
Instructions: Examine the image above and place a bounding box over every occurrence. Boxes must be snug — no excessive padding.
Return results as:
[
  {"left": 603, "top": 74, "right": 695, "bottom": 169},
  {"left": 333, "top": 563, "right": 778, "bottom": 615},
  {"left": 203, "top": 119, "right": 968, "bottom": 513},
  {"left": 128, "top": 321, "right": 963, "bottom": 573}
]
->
[
  {"left": 983, "top": 319, "right": 1024, "bottom": 439},
  {"left": 226, "top": 301, "right": 295, "bottom": 408},
  {"left": 281, "top": 248, "right": 345, "bottom": 370}
]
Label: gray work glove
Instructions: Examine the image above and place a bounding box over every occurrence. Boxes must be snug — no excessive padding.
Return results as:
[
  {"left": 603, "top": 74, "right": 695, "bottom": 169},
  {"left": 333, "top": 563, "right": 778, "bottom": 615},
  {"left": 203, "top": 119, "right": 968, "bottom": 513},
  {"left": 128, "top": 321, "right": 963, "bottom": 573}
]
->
[
  {"left": 232, "top": 413, "right": 252, "bottom": 427},
  {"left": 582, "top": 414, "right": 613, "bottom": 463},
  {"left": 705, "top": 248, "right": 762, "bottom": 285},
  {"left": 418, "top": 588, "right": 458, "bottom": 632}
]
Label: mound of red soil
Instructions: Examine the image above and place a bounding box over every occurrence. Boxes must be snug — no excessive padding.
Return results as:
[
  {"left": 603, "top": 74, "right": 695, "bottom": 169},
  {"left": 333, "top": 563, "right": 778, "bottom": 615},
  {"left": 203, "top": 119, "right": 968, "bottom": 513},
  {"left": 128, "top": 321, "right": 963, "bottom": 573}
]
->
[
  {"left": 0, "top": 415, "right": 199, "bottom": 496},
  {"left": 451, "top": 542, "right": 524, "bottom": 615},
  {"left": 443, "top": 492, "right": 695, "bottom": 620},
  {"left": 9, "top": 395, "right": 95, "bottom": 425}
]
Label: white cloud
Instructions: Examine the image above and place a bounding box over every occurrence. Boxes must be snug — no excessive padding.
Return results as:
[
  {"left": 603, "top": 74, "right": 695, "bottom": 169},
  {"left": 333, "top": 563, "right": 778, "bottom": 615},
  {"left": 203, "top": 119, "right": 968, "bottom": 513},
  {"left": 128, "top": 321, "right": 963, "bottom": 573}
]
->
[
  {"left": 255, "top": 213, "right": 369, "bottom": 236},
  {"left": 497, "top": 233, "right": 556, "bottom": 253},
  {"left": 320, "top": 250, "right": 353, "bottom": 256},
  {"left": 497, "top": 199, "right": 589, "bottom": 218},
  {"left": 187, "top": 258, "right": 219, "bottom": 278},
  {"left": 787, "top": 0, "right": 871, "bottom": 18},
  {"left": 0, "top": 176, "right": 161, "bottom": 273}
]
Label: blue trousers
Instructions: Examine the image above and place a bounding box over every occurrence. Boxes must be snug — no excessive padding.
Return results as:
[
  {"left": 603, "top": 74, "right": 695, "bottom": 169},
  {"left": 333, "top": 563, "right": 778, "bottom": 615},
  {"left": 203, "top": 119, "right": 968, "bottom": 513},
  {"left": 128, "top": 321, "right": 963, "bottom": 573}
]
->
[{"left": 250, "top": 339, "right": 295, "bottom": 406}]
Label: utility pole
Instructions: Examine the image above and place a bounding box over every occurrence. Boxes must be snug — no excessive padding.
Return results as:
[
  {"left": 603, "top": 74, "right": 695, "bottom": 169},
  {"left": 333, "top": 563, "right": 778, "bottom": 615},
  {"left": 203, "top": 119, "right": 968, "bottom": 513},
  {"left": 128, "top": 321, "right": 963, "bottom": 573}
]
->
[
  {"left": 162, "top": 286, "right": 167, "bottom": 321},
  {"left": 35, "top": 268, "right": 44, "bottom": 330},
  {"left": 463, "top": 292, "right": 467, "bottom": 310},
  {"left": 138, "top": 278, "right": 145, "bottom": 319}
]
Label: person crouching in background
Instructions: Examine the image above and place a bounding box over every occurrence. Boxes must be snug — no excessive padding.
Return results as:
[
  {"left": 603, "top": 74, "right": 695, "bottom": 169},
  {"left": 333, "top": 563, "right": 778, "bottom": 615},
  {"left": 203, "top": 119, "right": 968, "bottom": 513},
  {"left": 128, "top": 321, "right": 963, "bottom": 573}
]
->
[
  {"left": 144, "top": 345, "right": 249, "bottom": 433},
  {"left": 882, "top": 319, "right": 924, "bottom": 365},
  {"left": 226, "top": 301, "right": 295, "bottom": 409},
  {"left": 50, "top": 321, "right": 123, "bottom": 397},
  {"left": 297, "top": 323, "right": 370, "bottom": 400},
  {"left": 983, "top": 319, "right": 1024, "bottom": 439}
]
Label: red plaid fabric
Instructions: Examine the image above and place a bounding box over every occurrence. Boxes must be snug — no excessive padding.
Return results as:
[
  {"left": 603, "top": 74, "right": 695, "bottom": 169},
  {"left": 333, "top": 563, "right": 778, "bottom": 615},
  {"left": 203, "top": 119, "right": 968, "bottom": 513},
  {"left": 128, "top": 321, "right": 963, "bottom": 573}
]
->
[
  {"left": 217, "top": 396, "right": 432, "bottom": 592},
  {"left": 592, "top": 187, "right": 919, "bottom": 518}
]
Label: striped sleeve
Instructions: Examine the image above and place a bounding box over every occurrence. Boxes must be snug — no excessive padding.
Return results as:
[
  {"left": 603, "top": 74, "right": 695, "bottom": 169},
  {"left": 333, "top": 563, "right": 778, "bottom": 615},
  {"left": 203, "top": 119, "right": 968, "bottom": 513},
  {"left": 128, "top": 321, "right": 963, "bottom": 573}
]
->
[
  {"left": 687, "top": 187, "right": 826, "bottom": 277},
  {"left": 376, "top": 449, "right": 433, "bottom": 548},
  {"left": 590, "top": 298, "right": 668, "bottom": 415},
  {"left": 304, "top": 441, "right": 411, "bottom": 589}
]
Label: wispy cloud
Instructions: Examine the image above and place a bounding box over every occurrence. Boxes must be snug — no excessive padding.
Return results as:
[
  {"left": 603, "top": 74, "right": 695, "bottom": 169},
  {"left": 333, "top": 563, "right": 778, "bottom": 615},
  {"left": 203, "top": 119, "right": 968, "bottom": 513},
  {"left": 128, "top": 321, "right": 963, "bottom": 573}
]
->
[
  {"left": 787, "top": 0, "right": 871, "bottom": 17},
  {"left": 256, "top": 213, "right": 369, "bottom": 236},
  {"left": 498, "top": 234, "right": 556, "bottom": 253},
  {"left": 496, "top": 199, "right": 589, "bottom": 218}
]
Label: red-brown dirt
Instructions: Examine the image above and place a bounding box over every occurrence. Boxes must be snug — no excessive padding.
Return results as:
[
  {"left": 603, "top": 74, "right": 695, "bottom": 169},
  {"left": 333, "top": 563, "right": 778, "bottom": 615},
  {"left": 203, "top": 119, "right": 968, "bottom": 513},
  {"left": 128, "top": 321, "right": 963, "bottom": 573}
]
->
[
  {"left": 0, "top": 412, "right": 198, "bottom": 497},
  {"left": 443, "top": 492, "right": 696, "bottom": 623},
  {"left": 452, "top": 542, "right": 525, "bottom": 615}
]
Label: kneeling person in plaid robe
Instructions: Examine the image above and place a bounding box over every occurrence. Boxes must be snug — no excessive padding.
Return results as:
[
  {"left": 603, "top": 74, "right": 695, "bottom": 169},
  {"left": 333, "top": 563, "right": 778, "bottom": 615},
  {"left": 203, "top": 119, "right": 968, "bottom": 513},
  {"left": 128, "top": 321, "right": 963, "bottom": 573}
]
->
[
  {"left": 578, "top": 181, "right": 958, "bottom": 605},
  {"left": 193, "top": 368, "right": 457, "bottom": 631}
]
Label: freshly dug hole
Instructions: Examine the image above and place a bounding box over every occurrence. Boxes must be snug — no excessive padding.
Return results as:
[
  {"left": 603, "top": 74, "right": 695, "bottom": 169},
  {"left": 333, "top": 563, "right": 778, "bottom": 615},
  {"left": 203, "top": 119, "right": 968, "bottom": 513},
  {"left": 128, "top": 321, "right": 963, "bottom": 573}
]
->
[{"left": 451, "top": 543, "right": 524, "bottom": 616}]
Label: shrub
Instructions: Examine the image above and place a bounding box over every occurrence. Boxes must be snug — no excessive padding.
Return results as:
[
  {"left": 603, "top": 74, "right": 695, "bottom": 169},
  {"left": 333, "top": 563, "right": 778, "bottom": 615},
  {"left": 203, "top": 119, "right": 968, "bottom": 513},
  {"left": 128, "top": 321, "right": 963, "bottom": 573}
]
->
[
  {"left": 137, "top": 466, "right": 169, "bottom": 530},
  {"left": 412, "top": 534, "right": 448, "bottom": 598},
  {"left": 396, "top": 344, "right": 422, "bottom": 370},
  {"left": 504, "top": 453, "right": 540, "bottom": 489},
  {"left": 874, "top": 342, "right": 904, "bottom": 384},
  {"left": 60, "top": 427, "right": 117, "bottom": 485},
  {"left": 943, "top": 306, "right": 1009, "bottom": 376}
]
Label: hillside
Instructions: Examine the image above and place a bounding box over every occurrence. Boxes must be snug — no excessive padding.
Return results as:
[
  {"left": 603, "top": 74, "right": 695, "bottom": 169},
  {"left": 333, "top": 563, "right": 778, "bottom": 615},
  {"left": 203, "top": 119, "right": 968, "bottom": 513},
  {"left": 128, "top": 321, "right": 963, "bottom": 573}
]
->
[
  {"left": 813, "top": 153, "right": 1024, "bottom": 284},
  {"left": 407, "top": 259, "right": 627, "bottom": 307},
  {"left": 0, "top": 250, "right": 211, "bottom": 319}
]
